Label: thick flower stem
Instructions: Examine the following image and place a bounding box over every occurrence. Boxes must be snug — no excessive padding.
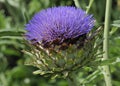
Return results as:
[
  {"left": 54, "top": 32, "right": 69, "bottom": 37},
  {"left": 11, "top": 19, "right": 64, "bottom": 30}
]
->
[{"left": 102, "top": 0, "right": 112, "bottom": 86}]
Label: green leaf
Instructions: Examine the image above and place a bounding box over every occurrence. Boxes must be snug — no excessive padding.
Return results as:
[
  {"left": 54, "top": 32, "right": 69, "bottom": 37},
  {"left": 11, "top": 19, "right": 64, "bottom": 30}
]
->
[
  {"left": 0, "top": 29, "right": 25, "bottom": 37},
  {"left": 0, "top": 36, "right": 23, "bottom": 40},
  {"left": 93, "top": 57, "right": 120, "bottom": 66},
  {"left": 110, "top": 27, "right": 118, "bottom": 35},
  {"left": 111, "top": 20, "right": 120, "bottom": 27},
  {"left": 0, "top": 40, "right": 24, "bottom": 48},
  {"left": 80, "top": 70, "right": 101, "bottom": 84},
  {"left": 23, "top": 11, "right": 30, "bottom": 24},
  {"left": 111, "top": 24, "right": 120, "bottom": 27},
  {"left": 33, "top": 70, "right": 53, "bottom": 75},
  {"left": 113, "top": 20, "right": 120, "bottom": 24}
]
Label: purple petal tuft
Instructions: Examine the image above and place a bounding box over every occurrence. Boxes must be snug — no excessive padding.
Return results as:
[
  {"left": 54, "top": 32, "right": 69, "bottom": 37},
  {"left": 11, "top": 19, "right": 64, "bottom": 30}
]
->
[{"left": 25, "top": 6, "right": 95, "bottom": 46}]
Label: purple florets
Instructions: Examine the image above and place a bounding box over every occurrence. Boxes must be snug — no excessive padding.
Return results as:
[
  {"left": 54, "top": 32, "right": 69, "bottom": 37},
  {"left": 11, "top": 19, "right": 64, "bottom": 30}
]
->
[{"left": 25, "top": 6, "right": 95, "bottom": 47}]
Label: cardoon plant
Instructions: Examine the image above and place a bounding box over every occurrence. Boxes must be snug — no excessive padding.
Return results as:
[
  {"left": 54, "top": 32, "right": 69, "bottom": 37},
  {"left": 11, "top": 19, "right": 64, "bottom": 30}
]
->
[{"left": 24, "top": 6, "right": 102, "bottom": 86}]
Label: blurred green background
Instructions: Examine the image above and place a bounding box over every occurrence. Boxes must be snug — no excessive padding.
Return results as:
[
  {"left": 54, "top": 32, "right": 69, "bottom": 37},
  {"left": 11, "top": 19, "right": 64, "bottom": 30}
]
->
[{"left": 0, "top": 0, "right": 120, "bottom": 86}]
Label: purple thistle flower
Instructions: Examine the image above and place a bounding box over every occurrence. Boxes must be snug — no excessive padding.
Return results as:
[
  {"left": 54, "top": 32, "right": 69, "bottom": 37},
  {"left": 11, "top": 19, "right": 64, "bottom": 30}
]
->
[{"left": 25, "top": 6, "right": 95, "bottom": 48}]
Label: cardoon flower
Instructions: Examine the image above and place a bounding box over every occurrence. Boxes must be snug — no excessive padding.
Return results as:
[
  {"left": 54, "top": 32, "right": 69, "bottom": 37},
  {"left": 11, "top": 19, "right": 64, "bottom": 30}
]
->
[
  {"left": 24, "top": 6, "right": 101, "bottom": 79},
  {"left": 25, "top": 6, "right": 95, "bottom": 49}
]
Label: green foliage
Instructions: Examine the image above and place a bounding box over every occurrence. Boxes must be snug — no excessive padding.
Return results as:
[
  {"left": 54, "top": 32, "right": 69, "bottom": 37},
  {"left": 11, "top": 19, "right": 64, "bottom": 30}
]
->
[
  {"left": 0, "top": 0, "right": 120, "bottom": 86},
  {"left": 112, "top": 20, "right": 120, "bottom": 27}
]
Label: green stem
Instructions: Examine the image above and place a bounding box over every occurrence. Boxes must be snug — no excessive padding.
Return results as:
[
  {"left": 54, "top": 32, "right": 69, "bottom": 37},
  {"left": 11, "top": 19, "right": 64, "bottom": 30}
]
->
[
  {"left": 102, "top": 0, "right": 112, "bottom": 86},
  {"left": 73, "top": 0, "right": 81, "bottom": 8},
  {"left": 86, "top": 0, "right": 94, "bottom": 13}
]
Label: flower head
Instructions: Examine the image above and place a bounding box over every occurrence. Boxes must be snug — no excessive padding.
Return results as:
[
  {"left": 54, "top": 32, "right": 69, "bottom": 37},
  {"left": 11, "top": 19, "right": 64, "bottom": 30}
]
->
[
  {"left": 24, "top": 7, "right": 102, "bottom": 78},
  {"left": 25, "top": 6, "right": 95, "bottom": 48}
]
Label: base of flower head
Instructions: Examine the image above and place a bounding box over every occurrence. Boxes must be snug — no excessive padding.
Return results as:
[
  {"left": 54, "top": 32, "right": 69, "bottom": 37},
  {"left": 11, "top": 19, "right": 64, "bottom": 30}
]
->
[
  {"left": 25, "top": 28, "right": 103, "bottom": 78},
  {"left": 33, "top": 34, "right": 87, "bottom": 51}
]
